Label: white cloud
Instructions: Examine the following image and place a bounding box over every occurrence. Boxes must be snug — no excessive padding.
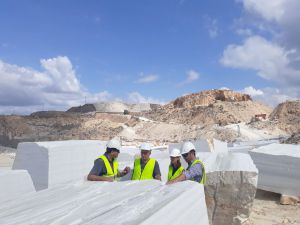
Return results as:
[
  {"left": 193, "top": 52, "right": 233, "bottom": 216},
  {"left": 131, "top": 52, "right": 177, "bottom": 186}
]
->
[
  {"left": 204, "top": 17, "right": 219, "bottom": 38},
  {"left": 209, "top": 20, "right": 218, "bottom": 38},
  {"left": 220, "top": 35, "right": 300, "bottom": 86},
  {"left": 241, "top": 86, "right": 263, "bottom": 97},
  {"left": 186, "top": 70, "right": 199, "bottom": 82},
  {"left": 0, "top": 56, "right": 117, "bottom": 114},
  {"left": 219, "top": 87, "right": 231, "bottom": 91},
  {"left": 40, "top": 56, "right": 81, "bottom": 93},
  {"left": 177, "top": 70, "right": 200, "bottom": 86},
  {"left": 223, "top": 1, "right": 300, "bottom": 102},
  {"left": 135, "top": 74, "right": 159, "bottom": 83},
  {"left": 239, "top": 0, "right": 286, "bottom": 22},
  {"left": 127, "top": 92, "right": 164, "bottom": 104},
  {"left": 240, "top": 86, "right": 297, "bottom": 107}
]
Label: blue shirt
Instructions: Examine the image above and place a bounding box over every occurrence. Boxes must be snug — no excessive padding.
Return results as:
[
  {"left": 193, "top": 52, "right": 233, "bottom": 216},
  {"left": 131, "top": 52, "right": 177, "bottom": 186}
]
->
[{"left": 183, "top": 159, "right": 203, "bottom": 183}]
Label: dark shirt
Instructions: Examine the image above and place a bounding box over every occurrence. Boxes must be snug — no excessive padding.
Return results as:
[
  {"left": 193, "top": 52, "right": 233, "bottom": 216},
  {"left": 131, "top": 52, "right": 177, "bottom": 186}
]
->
[
  {"left": 139, "top": 159, "right": 161, "bottom": 178},
  {"left": 171, "top": 165, "right": 180, "bottom": 176},
  {"left": 89, "top": 153, "right": 114, "bottom": 176}
]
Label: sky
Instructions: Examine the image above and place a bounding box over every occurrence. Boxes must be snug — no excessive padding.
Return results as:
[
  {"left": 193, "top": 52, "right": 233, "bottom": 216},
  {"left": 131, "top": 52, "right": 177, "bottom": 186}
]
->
[{"left": 0, "top": 0, "right": 300, "bottom": 114}]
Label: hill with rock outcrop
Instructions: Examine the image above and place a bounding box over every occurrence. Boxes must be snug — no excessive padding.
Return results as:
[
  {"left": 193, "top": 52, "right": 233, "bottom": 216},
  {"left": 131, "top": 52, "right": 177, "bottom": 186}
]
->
[
  {"left": 0, "top": 90, "right": 297, "bottom": 148},
  {"left": 270, "top": 100, "right": 300, "bottom": 133},
  {"left": 138, "top": 90, "right": 272, "bottom": 126}
]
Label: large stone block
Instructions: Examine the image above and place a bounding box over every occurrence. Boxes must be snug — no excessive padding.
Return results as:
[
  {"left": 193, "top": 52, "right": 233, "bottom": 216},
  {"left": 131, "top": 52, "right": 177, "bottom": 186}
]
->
[
  {"left": 0, "top": 170, "right": 35, "bottom": 203},
  {"left": 12, "top": 140, "right": 107, "bottom": 190},
  {"left": 0, "top": 180, "right": 209, "bottom": 225},
  {"left": 249, "top": 143, "right": 300, "bottom": 196},
  {"left": 199, "top": 153, "right": 258, "bottom": 225}
]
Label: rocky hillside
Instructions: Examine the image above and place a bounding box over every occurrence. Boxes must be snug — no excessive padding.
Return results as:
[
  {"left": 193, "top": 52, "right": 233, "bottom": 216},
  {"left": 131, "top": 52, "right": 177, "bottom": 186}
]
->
[
  {"left": 0, "top": 90, "right": 297, "bottom": 147},
  {"left": 170, "top": 89, "right": 251, "bottom": 108},
  {"left": 269, "top": 100, "right": 300, "bottom": 133},
  {"left": 139, "top": 90, "right": 272, "bottom": 125}
]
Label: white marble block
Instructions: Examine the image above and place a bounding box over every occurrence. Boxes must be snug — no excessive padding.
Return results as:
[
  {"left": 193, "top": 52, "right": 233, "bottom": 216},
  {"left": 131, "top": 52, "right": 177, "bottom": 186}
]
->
[
  {"left": 0, "top": 170, "right": 35, "bottom": 203},
  {"left": 0, "top": 180, "right": 209, "bottom": 225},
  {"left": 12, "top": 140, "right": 107, "bottom": 190},
  {"left": 199, "top": 152, "right": 258, "bottom": 225},
  {"left": 249, "top": 143, "right": 300, "bottom": 196}
]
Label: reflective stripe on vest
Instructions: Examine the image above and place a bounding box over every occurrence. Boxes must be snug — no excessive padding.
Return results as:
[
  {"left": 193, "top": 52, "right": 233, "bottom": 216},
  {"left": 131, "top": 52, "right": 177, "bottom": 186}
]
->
[
  {"left": 167, "top": 165, "right": 184, "bottom": 181},
  {"left": 131, "top": 158, "right": 155, "bottom": 180},
  {"left": 99, "top": 155, "right": 118, "bottom": 178},
  {"left": 188, "top": 159, "right": 206, "bottom": 184}
]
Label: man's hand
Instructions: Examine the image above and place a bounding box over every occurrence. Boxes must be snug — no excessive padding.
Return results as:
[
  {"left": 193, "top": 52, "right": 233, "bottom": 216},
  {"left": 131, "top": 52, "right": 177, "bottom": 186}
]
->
[
  {"left": 121, "top": 167, "right": 130, "bottom": 176},
  {"left": 105, "top": 177, "right": 114, "bottom": 182}
]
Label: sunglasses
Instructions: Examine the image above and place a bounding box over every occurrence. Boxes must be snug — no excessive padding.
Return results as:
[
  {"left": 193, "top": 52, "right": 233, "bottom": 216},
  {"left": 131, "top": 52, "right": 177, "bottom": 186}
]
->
[
  {"left": 181, "top": 153, "right": 189, "bottom": 158},
  {"left": 141, "top": 151, "right": 150, "bottom": 155},
  {"left": 111, "top": 148, "right": 120, "bottom": 153}
]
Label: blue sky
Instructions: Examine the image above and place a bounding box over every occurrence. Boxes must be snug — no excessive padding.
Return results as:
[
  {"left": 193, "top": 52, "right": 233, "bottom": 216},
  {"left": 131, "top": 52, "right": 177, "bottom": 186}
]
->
[{"left": 0, "top": 0, "right": 299, "bottom": 114}]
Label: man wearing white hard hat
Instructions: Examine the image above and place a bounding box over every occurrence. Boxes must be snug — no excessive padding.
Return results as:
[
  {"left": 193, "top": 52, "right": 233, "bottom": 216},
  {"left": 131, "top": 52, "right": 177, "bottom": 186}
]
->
[
  {"left": 167, "top": 141, "right": 206, "bottom": 184},
  {"left": 131, "top": 143, "right": 161, "bottom": 180},
  {"left": 88, "top": 138, "right": 130, "bottom": 182},
  {"left": 167, "top": 148, "right": 184, "bottom": 182}
]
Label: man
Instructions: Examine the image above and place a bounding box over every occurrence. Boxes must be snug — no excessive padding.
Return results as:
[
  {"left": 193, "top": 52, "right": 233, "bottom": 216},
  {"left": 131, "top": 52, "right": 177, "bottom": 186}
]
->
[
  {"left": 167, "top": 148, "right": 184, "bottom": 181},
  {"left": 166, "top": 141, "right": 206, "bottom": 185},
  {"left": 87, "top": 138, "right": 130, "bottom": 182},
  {"left": 131, "top": 143, "right": 161, "bottom": 180}
]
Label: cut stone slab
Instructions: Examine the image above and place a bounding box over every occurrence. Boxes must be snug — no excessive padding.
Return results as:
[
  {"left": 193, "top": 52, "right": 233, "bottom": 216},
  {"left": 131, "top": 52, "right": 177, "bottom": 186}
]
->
[
  {"left": 0, "top": 180, "right": 209, "bottom": 225},
  {"left": 12, "top": 140, "right": 107, "bottom": 190},
  {"left": 0, "top": 170, "right": 35, "bottom": 203},
  {"left": 198, "top": 152, "right": 258, "bottom": 225},
  {"left": 249, "top": 143, "right": 300, "bottom": 196}
]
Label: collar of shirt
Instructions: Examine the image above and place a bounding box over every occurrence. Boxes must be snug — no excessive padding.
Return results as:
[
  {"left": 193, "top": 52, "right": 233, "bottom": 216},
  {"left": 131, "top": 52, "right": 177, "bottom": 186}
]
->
[{"left": 104, "top": 153, "right": 114, "bottom": 163}]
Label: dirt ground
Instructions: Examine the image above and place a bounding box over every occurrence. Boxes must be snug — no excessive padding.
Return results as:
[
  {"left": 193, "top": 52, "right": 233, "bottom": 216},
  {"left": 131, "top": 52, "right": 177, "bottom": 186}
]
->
[
  {"left": 247, "top": 190, "right": 300, "bottom": 225},
  {"left": 0, "top": 153, "right": 15, "bottom": 169}
]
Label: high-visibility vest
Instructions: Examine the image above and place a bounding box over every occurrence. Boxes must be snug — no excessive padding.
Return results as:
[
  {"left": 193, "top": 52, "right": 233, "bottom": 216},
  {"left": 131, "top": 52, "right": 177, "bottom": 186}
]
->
[
  {"left": 99, "top": 155, "right": 118, "bottom": 179},
  {"left": 131, "top": 158, "right": 156, "bottom": 180},
  {"left": 188, "top": 159, "right": 206, "bottom": 184},
  {"left": 167, "top": 165, "right": 184, "bottom": 181}
]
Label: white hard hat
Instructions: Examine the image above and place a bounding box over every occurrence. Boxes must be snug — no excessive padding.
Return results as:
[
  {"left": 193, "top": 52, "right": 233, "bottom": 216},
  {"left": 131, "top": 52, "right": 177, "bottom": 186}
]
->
[
  {"left": 140, "top": 143, "right": 152, "bottom": 151},
  {"left": 181, "top": 141, "right": 195, "bottom": 154},
  {"left": 170, "top": 148, "right": 181, "bottom": 157},
  {"left": 106, "top": 138, "right": 121, "bottom": 150}
]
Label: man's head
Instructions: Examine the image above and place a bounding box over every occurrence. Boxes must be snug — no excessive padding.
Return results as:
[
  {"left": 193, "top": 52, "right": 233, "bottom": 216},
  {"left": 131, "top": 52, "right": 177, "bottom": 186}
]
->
[
  {"left": 106, "top": 138, "right": 121, "bottom": 159},
  {"left": 140, "top": 143, "right": 152, "bottom": 162},
  {"left": 181, "top": 141, "right": 196, "bottom": 163},
  {"left": 169, "top": 148, "right": 181, "bottom": 167}
]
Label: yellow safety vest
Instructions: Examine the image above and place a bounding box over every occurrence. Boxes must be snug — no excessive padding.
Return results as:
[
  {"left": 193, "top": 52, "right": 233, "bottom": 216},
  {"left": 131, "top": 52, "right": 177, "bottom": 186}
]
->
[
  {"left": 167, "top": 165, "right": 184, "bottom": 181},
  {"left": 99, "top": 155, "right": 118, "bottom": 179},
  {"left": 188, "top": 159, "right": 206, "bottom": 184},
  {"left": 132, "top": 158, "right": 156, "bottom": 180}
]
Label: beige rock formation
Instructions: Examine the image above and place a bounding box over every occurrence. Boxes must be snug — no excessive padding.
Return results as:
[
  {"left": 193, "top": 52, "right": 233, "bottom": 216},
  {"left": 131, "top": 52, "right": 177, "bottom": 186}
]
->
[{"left": 170, "top": 89, "right": 252, "bottom": 108}]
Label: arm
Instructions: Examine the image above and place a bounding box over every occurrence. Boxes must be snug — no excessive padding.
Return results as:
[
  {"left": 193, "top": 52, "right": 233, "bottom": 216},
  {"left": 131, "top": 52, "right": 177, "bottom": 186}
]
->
[
  {"left": 87, "top": 174, "right": 113, "bottom": 182},
  {"left": 153, "top": 161, "right": 162, "bottom": 181},
  {"left": 117, "top": 166, "right": 130, "bottom": 177},
  {"left": 167, "top": 163, "right": 203, "bottom": 185},
  {"left": 87, "top": 159, "right": 113, "bottom": 182},
  {"left": 166, "top": 173, "right": 186, "bottom": 185}
]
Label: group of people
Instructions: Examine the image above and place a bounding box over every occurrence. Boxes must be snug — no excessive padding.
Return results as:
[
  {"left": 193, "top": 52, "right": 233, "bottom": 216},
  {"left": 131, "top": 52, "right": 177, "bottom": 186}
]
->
[{"left": 87, "top": 139, "right": 206, "bottom": 185}]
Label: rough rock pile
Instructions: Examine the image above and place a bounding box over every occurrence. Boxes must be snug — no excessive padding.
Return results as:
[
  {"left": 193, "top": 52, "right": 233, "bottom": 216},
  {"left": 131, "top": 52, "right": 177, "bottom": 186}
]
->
[{"left": 284, "top": 132, "right": 300, "bottom": 144}]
